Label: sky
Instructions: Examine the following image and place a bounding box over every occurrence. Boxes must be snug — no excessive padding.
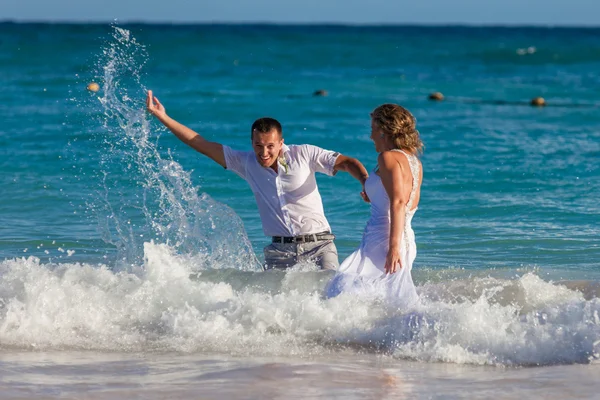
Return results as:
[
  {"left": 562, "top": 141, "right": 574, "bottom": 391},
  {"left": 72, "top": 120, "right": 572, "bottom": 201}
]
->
[{"left": 2, "top": 0, "right": 599, "bottom": 26}]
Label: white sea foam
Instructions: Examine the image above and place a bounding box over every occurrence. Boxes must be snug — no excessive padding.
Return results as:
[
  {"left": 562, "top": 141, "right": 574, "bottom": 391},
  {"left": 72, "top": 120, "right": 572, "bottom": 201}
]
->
[{"left": 1, "top": 242, "right": 598, "bottom": 366}]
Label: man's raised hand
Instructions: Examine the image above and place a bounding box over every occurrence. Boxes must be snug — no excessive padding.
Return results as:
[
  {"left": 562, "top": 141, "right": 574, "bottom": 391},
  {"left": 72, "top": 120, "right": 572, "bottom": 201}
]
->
[{"left": 146, "top": 90, "right": 166, "bottom": 119}]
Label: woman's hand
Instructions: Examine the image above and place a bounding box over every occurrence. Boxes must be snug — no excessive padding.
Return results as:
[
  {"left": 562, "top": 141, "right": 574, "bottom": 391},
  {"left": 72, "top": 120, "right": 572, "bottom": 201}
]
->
[
  {"left": 384, "top": 246, "right": 402, "bottom": 274},
  {"left": 360, "top": 188, "right": 371, "bottom": 203}
]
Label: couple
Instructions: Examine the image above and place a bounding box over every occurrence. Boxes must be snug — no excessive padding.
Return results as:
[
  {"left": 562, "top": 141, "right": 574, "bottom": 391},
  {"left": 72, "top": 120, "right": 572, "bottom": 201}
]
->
[{"left": 146, "top": 91, "right": 422, "bottom": 304}]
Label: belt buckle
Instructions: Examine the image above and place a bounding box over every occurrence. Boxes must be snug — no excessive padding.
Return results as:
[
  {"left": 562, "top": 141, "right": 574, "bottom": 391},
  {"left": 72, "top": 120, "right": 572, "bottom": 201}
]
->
[{"left": 301, "top": 234, "right": 314, "bottom": 243}]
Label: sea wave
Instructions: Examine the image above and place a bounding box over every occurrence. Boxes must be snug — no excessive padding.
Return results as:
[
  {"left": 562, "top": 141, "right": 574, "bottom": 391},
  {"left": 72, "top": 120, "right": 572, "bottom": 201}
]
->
[{"left": 1, "top": 241, "right": 598, "bottom": 366}]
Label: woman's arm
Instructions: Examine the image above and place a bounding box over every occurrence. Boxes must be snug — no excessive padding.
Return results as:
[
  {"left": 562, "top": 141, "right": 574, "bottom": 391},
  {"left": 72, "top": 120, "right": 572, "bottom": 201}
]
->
[{"left": 378, "top": 151, "right": 409, "bottom": 274}]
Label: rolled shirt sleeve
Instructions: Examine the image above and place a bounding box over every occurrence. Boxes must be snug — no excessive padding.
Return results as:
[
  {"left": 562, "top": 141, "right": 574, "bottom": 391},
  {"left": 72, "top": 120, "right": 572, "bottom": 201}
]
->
[{"left": 301, "top": 144, "right": 340, "bottom": 176}]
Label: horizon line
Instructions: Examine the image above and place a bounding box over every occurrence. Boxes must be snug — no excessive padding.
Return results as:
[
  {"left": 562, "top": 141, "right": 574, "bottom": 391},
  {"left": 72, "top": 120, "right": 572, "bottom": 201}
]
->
[{"left": 1, "top": 19, "right": 600, "bottom": 29}]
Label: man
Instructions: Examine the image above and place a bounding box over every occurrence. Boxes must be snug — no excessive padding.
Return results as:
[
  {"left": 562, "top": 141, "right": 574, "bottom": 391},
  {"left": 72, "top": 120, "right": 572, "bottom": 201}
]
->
[{"left": 146, "top": 90, "right": 368, "bottom": 270}]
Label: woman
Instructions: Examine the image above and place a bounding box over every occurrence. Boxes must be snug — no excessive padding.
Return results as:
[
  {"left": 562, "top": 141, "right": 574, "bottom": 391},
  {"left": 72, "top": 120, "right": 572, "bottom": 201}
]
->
[{"left": 326, "top": 103, "right": 423, "bottom": 306}]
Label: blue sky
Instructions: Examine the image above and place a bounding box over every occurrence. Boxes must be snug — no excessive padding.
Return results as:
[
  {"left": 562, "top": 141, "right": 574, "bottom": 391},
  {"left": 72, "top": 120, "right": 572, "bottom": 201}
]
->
[{"left": 2, "top": 0, "right": 598, "bottom": 26}]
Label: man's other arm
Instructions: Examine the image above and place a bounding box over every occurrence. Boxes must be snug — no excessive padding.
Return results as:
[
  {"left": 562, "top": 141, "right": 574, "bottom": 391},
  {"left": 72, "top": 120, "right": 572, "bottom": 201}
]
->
[{"left": 334, "top": 155, "right": 369, "bottom": 186}]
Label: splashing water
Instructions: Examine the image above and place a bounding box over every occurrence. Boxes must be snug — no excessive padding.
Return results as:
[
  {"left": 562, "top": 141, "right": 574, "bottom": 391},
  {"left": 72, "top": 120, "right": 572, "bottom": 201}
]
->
[
  {"left": 1, "top": 247, "right": 599, "bottom": 367},
  {"left": 83, "top": 26, "right": 259, "bottom": 271}
]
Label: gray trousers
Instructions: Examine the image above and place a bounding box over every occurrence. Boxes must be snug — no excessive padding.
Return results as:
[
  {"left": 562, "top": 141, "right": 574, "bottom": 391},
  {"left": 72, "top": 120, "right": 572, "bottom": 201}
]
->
[{"left": 263, "top": 240, "right": 339, "bottom": 271}]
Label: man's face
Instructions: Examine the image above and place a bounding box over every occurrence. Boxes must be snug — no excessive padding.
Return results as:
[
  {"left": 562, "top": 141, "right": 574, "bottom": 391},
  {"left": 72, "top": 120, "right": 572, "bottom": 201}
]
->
[{"left": 252, "top": 129, "right": 284, "bottom": 168}]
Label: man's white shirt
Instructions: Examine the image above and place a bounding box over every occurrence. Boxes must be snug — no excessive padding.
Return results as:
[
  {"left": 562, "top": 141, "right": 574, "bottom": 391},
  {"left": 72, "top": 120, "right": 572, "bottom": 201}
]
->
[{"left": 223, "top": 144, "right": 339, "bottom": 237}]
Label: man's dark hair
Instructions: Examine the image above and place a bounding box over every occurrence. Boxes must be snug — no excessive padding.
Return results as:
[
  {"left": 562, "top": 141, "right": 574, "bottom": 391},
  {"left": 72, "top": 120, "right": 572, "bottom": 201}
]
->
[{"left": 251, "top": 117, "right": 282, "bottom": 139}]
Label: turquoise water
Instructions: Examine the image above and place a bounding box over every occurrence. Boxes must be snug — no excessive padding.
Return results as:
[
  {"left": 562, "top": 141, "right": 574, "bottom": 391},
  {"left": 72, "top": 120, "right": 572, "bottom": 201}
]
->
[
  {"left": 2, "top": 24, "right": 599, "bottom": 275},
  {"left": 0, "top": 24, "right": 599, "bottom": 396}
]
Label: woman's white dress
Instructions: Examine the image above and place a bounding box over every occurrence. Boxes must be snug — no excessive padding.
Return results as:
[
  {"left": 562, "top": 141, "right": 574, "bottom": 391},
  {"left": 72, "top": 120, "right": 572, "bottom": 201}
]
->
[{"left": 326, "top": 149, "right": 420, "bottom": 306}]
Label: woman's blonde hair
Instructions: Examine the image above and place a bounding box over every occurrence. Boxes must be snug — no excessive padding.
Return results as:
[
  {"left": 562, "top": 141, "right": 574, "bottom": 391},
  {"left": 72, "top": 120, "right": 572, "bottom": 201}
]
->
[{"left": 371, "top": 103, "right": 423, "bottom": 154}]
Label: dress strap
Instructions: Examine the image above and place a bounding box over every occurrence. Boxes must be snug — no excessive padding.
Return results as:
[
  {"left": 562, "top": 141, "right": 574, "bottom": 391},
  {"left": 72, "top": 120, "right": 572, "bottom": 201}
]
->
[{"left": 390, "top": 149, "right": 420, "bottom": 211}]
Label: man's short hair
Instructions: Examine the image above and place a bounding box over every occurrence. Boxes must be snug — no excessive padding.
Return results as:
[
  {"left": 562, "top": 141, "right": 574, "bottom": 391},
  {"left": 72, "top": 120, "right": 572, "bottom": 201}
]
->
[{"left": 251, "top": 117, "right": 282, "bottom": 139}]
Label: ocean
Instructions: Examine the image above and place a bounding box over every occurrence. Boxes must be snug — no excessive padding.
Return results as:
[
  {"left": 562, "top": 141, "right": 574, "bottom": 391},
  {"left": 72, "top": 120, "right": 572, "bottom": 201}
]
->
[{"left": 0, "top": 23, "right": 599, "bottom": 398}]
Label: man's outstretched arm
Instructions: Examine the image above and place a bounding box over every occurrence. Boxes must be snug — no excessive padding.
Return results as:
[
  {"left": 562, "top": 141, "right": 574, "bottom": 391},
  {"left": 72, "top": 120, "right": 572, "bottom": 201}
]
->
[
  {"left": 146, "top": 90, "right": 226, "bottom": 168},
  {"left": 333, "top": 155, "right": 369, "bottom": 186}
]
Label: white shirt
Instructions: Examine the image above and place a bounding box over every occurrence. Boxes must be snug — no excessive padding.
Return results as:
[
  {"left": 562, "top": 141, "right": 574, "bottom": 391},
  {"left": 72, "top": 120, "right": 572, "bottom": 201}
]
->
[{"left": 224, "top": 144, "right": 340, "bottom": 237}]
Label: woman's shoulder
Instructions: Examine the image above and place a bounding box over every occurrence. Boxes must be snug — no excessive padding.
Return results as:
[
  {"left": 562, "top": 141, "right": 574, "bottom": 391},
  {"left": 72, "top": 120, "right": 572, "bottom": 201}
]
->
[
  {"left": 377, "top": 149, "right": 411, "bottom": 164},
  {"left": 376, "top": 150, "right": 402, "bottom": 171},
  {"left": 378, "top": 149, "right": 422, "bottom": 174}
]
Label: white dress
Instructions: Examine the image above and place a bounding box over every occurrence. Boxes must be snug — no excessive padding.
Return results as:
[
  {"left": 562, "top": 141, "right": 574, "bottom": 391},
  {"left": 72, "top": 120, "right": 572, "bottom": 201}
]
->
[{"left": 326, "top": 149, "right": 420, "bottom": 306}]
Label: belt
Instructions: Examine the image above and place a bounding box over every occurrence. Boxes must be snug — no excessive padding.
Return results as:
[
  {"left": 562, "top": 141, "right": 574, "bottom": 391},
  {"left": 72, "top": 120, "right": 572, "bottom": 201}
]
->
[{"left": 272, "top": 231, "right": 335, "bottom": 244}]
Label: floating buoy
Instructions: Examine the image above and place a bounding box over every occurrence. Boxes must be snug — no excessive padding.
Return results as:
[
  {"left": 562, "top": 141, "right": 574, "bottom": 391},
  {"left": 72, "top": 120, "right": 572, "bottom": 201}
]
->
[
  {"left": 313, "top": 89, "right": 328, "bottom": 97},
  {"left": 428, "top": 92, "right": 444, "bottom": 101},
  {"left": 530, "top": 97, "right": 546, "bottom": 107},
  {"left": 87, "top": 82, "right": 100, "bottom": 92}
]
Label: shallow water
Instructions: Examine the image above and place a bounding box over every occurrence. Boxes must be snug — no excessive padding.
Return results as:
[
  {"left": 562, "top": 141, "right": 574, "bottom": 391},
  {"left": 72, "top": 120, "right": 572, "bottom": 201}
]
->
[{"left": 1, "top": 351, "right": 599, "bottom": 399}]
